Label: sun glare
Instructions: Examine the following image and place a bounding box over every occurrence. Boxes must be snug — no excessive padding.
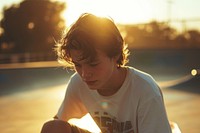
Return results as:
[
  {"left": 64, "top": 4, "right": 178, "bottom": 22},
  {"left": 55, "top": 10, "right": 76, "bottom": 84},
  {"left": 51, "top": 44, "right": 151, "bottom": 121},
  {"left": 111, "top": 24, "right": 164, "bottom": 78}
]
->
[
  {"left": 68, "top": 113, "right": 101, "bottom": 133},
  {"left": 61, "top": 0, "right": 156, "bottom": 27}
]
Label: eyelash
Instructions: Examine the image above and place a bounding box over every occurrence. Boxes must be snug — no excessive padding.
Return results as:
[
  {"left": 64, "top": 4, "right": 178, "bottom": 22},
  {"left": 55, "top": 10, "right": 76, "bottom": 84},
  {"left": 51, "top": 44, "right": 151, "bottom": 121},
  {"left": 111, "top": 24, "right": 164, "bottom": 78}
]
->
[
  {"left": 74, "top": 63, "right": 99, "bottom": 67},
  {"left": 89, "top": 63, "right": 99, "bottom": 67}
]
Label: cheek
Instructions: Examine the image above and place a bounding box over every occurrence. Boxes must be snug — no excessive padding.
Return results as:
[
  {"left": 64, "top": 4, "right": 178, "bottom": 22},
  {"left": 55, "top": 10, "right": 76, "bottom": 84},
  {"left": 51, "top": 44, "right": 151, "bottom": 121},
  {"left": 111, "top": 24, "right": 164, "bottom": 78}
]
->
[{"left": 96, "top": 63, "right": 114, "bottom": 77}]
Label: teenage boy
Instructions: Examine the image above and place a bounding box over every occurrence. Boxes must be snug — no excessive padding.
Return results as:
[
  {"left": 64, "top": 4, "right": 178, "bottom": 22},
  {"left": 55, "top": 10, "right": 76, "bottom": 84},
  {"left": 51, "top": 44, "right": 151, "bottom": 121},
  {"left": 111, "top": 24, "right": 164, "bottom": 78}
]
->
[{"left": 41, "top": 13, "right": 172, "bottom": 133}]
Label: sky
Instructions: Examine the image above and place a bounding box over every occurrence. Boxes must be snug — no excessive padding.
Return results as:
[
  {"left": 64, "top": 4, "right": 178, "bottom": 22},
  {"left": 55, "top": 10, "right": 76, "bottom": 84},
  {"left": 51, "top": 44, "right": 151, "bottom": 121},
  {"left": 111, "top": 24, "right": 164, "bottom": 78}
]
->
[{"left": 0, "top": 0, "right": 200, "bottom": 31}]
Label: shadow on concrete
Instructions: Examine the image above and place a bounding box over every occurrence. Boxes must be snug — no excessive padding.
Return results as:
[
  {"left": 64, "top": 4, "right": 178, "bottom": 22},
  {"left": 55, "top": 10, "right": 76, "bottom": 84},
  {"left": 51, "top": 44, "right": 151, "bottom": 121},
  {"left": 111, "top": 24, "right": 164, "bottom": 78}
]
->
[{"left": 0, "top": 67, "right": 73, "bottom": 96}]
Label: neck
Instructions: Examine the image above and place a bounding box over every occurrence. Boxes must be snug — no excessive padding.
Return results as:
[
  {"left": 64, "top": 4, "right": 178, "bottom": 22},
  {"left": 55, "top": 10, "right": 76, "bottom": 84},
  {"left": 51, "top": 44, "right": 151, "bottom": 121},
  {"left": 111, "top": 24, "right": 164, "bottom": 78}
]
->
[{"left": 97, "top": 67, "right": 127, "bottom": 96}]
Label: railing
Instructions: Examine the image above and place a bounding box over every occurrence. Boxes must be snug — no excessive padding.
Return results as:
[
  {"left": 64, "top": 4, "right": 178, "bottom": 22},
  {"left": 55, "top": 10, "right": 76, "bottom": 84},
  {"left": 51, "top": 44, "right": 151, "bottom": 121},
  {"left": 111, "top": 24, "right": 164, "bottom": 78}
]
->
[{"left": 0, "top": 52, "right": 56, "bottom": 64}]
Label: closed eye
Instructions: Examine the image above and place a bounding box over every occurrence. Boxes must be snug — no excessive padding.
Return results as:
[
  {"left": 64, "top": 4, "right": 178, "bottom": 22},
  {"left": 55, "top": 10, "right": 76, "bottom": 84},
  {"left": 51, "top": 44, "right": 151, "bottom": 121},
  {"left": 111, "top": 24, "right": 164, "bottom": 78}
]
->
[{"left": 89, "top": 62, "right": 100, "bottom": 67}]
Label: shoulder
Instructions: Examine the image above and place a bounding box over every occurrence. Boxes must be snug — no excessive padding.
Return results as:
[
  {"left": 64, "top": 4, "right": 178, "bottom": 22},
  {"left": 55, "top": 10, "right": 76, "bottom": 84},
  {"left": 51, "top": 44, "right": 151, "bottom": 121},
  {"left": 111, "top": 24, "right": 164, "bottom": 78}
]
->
[
  {"left": 127, "top": 66, "right": 156, "bottom": 85},
  {"left": 126, "top": 66, "right": 161, "bottom": 98},
  {"left": 67, "top": 72, "right": 85, "bottom": 91},
  {"left": 70, "top": 72, "right": 82, "bottom": 83}
]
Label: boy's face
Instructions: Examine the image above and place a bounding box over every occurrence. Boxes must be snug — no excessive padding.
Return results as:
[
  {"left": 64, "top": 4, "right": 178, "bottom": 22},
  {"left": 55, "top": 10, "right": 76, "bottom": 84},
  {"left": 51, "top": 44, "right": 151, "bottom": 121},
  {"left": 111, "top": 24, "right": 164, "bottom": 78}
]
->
[{"left": 70, "top": 49, "right": 118, "bottom": 90}]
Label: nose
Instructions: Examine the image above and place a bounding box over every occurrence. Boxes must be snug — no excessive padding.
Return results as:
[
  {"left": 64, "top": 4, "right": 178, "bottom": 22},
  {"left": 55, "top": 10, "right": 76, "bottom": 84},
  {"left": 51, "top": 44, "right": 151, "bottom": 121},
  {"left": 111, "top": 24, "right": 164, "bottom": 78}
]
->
[{"left": 81, "top": 66, "right": 92, "bottom": 80}]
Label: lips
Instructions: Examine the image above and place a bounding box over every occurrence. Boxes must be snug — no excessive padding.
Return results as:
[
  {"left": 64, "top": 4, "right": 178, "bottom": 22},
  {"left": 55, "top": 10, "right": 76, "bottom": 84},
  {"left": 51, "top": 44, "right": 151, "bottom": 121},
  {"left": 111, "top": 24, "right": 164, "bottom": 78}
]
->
[{"left": 85, "top": 80, "right": 97, "bottom": 86}]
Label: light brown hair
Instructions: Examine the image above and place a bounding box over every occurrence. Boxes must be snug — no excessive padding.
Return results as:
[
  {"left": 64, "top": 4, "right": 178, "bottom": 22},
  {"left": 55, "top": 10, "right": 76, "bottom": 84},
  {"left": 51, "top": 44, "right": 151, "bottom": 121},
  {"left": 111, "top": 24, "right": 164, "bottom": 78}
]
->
[{"left": 55, "top": 13, "right": 129, "bottom": 68}]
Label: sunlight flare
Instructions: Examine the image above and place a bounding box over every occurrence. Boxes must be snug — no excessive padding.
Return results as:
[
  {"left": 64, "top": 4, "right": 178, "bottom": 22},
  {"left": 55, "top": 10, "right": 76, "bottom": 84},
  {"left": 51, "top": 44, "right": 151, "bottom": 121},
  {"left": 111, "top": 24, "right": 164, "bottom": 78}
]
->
[
  {"left": 61, "top": 0, "right": 157, "bottom": 27},
  {"left": 68, "top": 113, "right": 101, "bottom": 133}
]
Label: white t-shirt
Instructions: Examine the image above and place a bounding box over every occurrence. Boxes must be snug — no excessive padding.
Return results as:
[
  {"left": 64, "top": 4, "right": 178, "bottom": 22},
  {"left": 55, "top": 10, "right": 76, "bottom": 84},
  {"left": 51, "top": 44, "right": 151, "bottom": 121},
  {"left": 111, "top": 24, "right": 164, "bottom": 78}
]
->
[{"left": 57, "top": 66, "right": 172, "bottom": 133}]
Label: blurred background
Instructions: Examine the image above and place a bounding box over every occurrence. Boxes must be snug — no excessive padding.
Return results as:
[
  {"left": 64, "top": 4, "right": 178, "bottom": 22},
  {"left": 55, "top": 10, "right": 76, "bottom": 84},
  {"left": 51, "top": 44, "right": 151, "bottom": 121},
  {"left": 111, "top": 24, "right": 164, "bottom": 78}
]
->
[{"left": 0, "top": 0, "right": 200, "bottom": 133}]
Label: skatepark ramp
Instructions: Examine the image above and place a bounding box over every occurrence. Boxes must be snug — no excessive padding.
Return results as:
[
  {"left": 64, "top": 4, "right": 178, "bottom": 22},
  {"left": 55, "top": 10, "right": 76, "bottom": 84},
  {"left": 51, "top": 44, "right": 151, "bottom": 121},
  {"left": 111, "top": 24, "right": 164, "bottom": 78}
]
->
[{"left": 159, "top": 69, "right": 200, "bottom": 93}]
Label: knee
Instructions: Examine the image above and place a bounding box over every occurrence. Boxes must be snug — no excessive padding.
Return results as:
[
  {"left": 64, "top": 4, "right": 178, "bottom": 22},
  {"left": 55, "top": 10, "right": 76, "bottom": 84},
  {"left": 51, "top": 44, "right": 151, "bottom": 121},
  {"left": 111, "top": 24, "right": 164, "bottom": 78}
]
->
[{"left": 41, "top": 119, "right": 72, "bottom": 133}]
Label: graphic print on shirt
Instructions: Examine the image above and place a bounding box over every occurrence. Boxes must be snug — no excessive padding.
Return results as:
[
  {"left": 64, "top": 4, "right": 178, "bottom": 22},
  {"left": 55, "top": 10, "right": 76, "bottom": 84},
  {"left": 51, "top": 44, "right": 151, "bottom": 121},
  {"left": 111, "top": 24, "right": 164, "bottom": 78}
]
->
[{"left": 90, "top": 111, "right": 134, "bottom": 133}]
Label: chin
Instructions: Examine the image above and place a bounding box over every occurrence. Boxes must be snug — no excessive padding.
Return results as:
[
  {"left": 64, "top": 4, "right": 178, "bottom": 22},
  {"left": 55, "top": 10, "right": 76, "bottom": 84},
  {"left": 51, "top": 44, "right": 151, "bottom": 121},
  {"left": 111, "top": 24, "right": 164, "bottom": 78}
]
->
[
  {"left": 87, "top": 83, "right": 102, "bottom": 90},
  {"left": 88, "top": 86, "right": 98, "bottom": 90},
  {"left": 86, "top": 81, "right": 101, "bottom": 90}
]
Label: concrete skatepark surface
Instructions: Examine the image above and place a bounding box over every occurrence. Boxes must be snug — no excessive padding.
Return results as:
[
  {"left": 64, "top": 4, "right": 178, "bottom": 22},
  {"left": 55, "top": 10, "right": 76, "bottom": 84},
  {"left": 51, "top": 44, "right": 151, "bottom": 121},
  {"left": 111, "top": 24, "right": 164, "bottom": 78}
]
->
[{"left": 0, "top": 63, "right": 200, "bottom": 133}]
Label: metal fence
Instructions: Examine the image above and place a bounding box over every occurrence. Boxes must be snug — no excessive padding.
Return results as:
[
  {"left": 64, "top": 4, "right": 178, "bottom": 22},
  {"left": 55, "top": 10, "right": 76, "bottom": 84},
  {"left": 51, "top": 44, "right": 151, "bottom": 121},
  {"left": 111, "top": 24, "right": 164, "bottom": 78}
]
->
[{"left": 0, "top": 52, "right": 56, "bottom": 64}]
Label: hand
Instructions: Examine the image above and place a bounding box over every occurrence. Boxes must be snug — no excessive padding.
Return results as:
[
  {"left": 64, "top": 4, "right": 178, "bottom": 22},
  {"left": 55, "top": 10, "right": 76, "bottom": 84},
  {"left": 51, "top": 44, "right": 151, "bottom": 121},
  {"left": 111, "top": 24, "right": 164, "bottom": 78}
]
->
[{"left": 170, "top": 121, "right": 181, "bottom": 133}]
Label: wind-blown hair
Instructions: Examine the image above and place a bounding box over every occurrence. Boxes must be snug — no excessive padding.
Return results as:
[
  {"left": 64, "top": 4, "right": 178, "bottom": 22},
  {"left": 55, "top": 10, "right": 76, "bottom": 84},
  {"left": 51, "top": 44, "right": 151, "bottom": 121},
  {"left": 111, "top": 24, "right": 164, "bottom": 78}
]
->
[{"left": 55, "top": 13, "right": 129, "bottom": 68}]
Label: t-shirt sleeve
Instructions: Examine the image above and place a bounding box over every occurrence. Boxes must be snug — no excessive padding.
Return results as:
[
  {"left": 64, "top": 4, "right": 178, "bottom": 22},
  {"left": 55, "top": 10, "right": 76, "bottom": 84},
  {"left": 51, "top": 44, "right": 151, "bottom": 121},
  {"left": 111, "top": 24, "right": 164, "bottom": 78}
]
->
[
  {"left": 56, "top": 74, "right": 87, "bottom": 121},
  {"left": 137, "top": 94, "right": 172, "bottom": 133}
]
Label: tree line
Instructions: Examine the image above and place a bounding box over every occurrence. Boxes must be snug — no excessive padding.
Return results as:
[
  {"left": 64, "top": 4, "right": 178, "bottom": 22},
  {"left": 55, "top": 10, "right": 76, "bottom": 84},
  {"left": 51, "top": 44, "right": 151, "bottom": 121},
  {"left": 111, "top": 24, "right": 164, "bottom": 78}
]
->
[
  {"left": 0, "top": 0, "right": 65, "bottom": 54},
  {"left": 120, "top": 22, "right": 200, "bottom": 49}
]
